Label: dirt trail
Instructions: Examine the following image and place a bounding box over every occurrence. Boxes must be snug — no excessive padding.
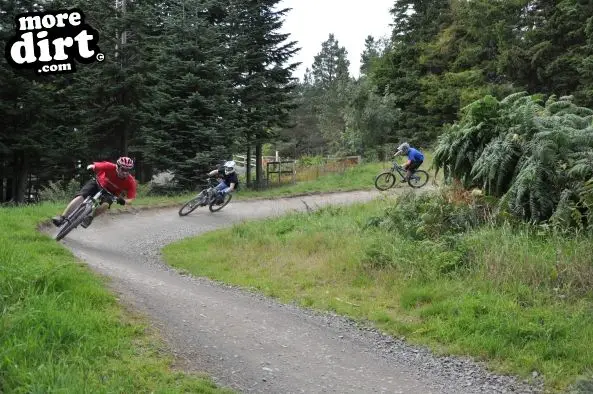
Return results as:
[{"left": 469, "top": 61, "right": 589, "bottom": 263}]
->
[{"left": 51, "top": 188, "right": 541, "bottom": 394}]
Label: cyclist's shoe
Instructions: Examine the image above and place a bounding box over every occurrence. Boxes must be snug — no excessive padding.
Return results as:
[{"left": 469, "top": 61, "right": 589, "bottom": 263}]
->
[
  {"left": 80, "top": 214, "right": 94, "bottom": 229},
  {"left": 215, "top": 193, "right": 225, "bottom": 205},
  {"left": 400, "top": 179, "right": 407, "bottom": 183},
  {"left": 52, "top": 215, "right": 65, "bottom": 227}
]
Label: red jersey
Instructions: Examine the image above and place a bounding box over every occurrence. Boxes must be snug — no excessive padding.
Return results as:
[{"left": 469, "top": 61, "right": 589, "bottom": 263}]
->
[{"left": 93, "top": 161, "right": 137, "bottom": 199}]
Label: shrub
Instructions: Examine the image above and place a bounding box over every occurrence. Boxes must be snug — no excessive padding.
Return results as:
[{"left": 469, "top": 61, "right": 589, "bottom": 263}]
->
[
  {"left": 433, "top": 92, "right": 593, "bottom": 227},
  {"left": 39, "top": 178, "right": 81, "bottom": 202}
]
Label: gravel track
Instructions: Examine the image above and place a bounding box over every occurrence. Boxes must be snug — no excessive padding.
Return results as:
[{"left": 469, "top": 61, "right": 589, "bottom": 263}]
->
[{"left": 50, "top": 189, "right": 544, "bottom": 394}]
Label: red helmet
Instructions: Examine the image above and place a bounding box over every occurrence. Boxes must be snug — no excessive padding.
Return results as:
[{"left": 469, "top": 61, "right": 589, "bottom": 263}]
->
[{"left": 116, "top": 156, "right": 134, "bottom": 171}]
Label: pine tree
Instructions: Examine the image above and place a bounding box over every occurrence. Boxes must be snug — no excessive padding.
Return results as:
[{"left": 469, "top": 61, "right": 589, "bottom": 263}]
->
[
  {"left": 360, "top": 35, "right": 382, "bottom": 76},
  {"left": 311, "top": 33, "right": 350, "bottom": 90},
  {"left": 222, "top": 0, "right": 300, "bottom": 187},
  {"left": 0, "top": 0, "right": 82, "bottom": 202},
  {"left": 141, "top": 0, "right": 237, "bottom": 190}
]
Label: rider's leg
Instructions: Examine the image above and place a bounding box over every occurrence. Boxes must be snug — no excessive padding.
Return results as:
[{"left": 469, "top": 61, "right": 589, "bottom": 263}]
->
[
  {"left": 407, "top": 161, "right": 423, "bottom": 180},
  {"left": 401, "top": 163, "right": 411, "bottom": 182},
  {"left": 52, "top": 179, "right": 98, "bottom": 226},
  {"left": 62, "top": 196, "right": 84, "bottom": 217},
  {"left": 81, "top": 202, "right": 109, "bottom": 228},
  {"left": 215, "top": 180, "right": 227, "bottom": 191},
  {"left": 215, "top": 181, "right": 228, "bottom": 202}
]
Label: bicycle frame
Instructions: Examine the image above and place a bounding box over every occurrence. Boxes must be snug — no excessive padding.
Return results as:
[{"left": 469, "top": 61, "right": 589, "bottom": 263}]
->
[
  {"left": 66, "top": 182, "right": 116, "bottom": 220},
  {"left": 206, "top": 177, "right": 218, "bottom": 197},
  {"left": 89, "top": 188, "right": 116, "bottom": 207},
  {"left": 56, "top": 181, "right": 118, "bottom": 241},
  {"left": 391, "top": 162, "right": 421, "bottom": 181},
  {"left": 193, "top": 177, "right": 220, "bottom": 204}
]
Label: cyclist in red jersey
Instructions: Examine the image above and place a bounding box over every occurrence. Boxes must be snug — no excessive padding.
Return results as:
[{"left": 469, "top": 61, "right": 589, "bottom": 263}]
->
[{"left": 51, "top": 156, "right": 137, "bottom": 228}]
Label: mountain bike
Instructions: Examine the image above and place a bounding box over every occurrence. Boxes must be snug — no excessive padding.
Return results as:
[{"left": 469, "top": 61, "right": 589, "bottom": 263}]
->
[
  {"left": 55, "top": 179, "right": 118, "bottom": 241},
  {"left": 374, "top": 162, "right": 429, "bottom": 191},
  {"left": 178, "top": 177, "right": 232, "bottom": 216}
]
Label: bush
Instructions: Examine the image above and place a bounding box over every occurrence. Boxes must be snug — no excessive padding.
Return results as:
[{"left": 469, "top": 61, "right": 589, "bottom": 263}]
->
[
  {"left": 298, "top": 155, "right": 325, "bottom": 167},
  {"left": 363, "top": 186, "right": 500, "bottom": 240},
  {"left": 432, "top": 92, "right": 593, "bottom": 226},
  {"left": 39, "top": 178, "right": 81, "bottom": 202}
]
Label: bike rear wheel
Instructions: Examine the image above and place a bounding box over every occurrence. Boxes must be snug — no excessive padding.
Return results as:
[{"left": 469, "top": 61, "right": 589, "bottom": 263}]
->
[
  {"left": 408, "top": 170, "right": 429, "bottom": 188},
  {"left": 209, "top": 193, "right": 232, "bottom": 212},
  {"left": 55, "top": 203, "right": 92, "bottom": 241},
  {"left": 374, "top": 172, "right": 397, "bottom": 191},
  {"left": 178, "top": 191, "right": 207, "bottom": 216}
]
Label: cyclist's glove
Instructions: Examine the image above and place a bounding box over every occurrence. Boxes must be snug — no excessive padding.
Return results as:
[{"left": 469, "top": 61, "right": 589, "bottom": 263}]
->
[{"left": 116, "top": 196, "right": 126, "bottom": 205}]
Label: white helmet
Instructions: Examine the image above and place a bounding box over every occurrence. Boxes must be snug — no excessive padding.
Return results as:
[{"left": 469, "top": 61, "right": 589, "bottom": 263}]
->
[
  {"left": 224, "top": 160, "right": 236, "bottom": 175},
  {"left": 397, "top": 142, "right": 410, "bottom": 154}
]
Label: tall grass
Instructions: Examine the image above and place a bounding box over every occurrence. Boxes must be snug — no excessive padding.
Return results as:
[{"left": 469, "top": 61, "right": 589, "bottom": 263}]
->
[
  {"left": 163, "top": 193, "right": 593, "bottom": 392},
  {"left": 0, "top": 154, "right": 437, "bottom": 392},
  {"left": 0, "top": 204, "right": 232, "bottom": 393}
]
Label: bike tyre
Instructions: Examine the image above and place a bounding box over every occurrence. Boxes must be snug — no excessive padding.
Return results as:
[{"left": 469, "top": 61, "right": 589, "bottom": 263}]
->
[
  {"left": 178, "top": 191, "right": 206, "bottom": 216},
  {"left": 374, "top": 172, "right": 397, "bottom": 191},
  {"left": 55, "top": 203, "right": 92, "bottom": 241},
  {"left": 408, "top": 170, "right": 429, "bottom": 188},
  {"left": 209, "top": 193, "right": 232, "bottom": 212}
]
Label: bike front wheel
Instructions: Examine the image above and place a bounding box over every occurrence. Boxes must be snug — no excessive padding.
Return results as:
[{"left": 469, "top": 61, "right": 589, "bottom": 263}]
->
[
  {"left": 374, "top": 172, "right": 397, "bottom": 191},
  {"left": 408, "top": 170, "right": 429, "bottom": 188},
  {"left": 55, "top": 203, "right": 92, "bottom": 241},
  {"left": 209, "top": 193, "right": 232, "bottom": 212},
  {"left": 178, "top": 191, "right": 207, "bottom": 216}
]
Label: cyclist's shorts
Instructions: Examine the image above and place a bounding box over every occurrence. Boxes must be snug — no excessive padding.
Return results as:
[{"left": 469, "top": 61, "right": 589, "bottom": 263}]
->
[
  {"left": 76, "top": 179, "right": 101, "bottom": 198},
  {"left": 409, "top": 160, "right": 423, "bottom": 171}
]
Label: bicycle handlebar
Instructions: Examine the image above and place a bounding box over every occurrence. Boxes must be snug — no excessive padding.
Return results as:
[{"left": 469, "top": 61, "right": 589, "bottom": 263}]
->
[{"left": 88, "top": 176, "right": 119, "bottom": 203}]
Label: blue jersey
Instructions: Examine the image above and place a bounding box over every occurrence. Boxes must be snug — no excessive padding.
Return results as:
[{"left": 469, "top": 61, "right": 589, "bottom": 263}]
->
[{"left": 408, "top": 148, "right": 424, "bottom": 162}]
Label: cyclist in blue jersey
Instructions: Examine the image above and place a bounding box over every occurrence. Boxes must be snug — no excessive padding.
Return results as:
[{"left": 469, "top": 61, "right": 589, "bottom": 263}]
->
[{"left": 394, "top": 142, "right": 424, "bottom": 182}]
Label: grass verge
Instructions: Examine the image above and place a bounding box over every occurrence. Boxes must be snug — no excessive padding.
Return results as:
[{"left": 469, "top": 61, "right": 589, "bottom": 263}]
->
[
  {"left": 0, "top": 204, "right": 233, "bottom": 393},
  {"left": 234, "top": 152, "right": 439, "bottom": 199},
  {"left": 40, "top": 156, "right": 438, "bottom": 216},
  {"left": 162, "top": 194, "right": 593, "bottom": 393},
  {"left": 37, "top": 161, "right": 387, "bottom": 218},
  {"left": 0, "top": 156, "right": 437, "bottom": 392}
]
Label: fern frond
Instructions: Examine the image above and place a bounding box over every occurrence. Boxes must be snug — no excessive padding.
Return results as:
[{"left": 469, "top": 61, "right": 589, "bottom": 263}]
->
[{"left": 500, "top": 91, "right": 529, "bottom": 106}]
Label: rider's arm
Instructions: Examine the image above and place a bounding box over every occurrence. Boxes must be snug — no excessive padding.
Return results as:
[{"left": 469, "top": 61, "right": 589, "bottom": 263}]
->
[
  {"left": 91, "top": 161, "right": 116, "bottom": 172},
  {"left": 227, "top": 174, "right": 238, "bottom": 192},
  {"left": 207, "top": 169, "right": 218, "bottom": 176},
  {"left": 121, "top": 178, "right": 137, "bottom": 204}
]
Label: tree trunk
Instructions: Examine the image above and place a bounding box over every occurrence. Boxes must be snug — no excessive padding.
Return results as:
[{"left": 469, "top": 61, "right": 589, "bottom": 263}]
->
[
  {"left": 136, "top": 156, "right": 153, "bottom": 183},
  {"left": 6, "top": 177, "right": 13, "bottom": 202},
  {"left": 255, "top": 142, "right": 262, "bottom": 190},
  {"left": 0, "top": 154, "right": 4, "bottom": 202},
  {"left": 14, "top": 151, "right": 29, "bottom": 204},
  {"left": 246, "top": 142, "right": 252, "bottom": 187}
]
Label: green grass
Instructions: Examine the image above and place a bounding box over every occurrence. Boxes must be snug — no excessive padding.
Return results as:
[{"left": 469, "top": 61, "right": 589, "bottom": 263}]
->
[
  {"left": 234, "top": 152, "right": 438, "bottom": 199},
  {"left": 162, "top": 197, "right": 593, "bottom": 393},
  {"left": 237, "top": 152, "right": 442, "bottom": 199},
  {"left": 39, "top": 154, "right": 439, "bottom": 213},
  {"left": 0, "top": 203, "right": 234, "bottom": 393},
  {"left": 0, "top": 156, "right": 439, "bottom": 392},
  {"left": 235, "top": 161, "right": 383, "bottom": 199}
]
